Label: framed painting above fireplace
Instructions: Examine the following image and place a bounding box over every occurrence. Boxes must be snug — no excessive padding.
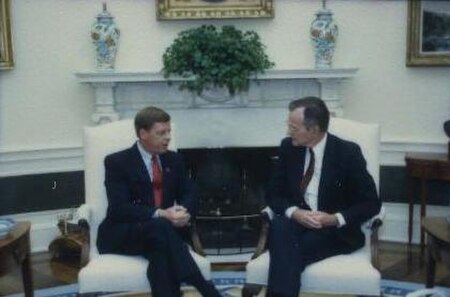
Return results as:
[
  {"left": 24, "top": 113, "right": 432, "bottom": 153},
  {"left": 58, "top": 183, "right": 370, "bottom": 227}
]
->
[
  {"left": 407, "top": 0, "right": 450, "bottom": 66},
  {"left": 156, "top": 0, "right": 274, "bottom": 20}
]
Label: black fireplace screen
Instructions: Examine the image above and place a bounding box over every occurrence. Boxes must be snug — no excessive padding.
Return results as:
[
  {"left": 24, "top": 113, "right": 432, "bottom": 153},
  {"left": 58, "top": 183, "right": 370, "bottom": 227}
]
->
[{"left": 179, "top": 147, "right": 277, "bottom": 255}]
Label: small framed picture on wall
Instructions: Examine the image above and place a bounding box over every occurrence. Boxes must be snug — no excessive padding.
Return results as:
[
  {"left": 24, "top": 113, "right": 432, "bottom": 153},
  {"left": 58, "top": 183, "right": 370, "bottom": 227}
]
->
[
  {"left": 0, "top": 0, "right": 13, "bottom": 70},
  {"left": 407, "top": 0, "right": 450, "bottom": 66}
]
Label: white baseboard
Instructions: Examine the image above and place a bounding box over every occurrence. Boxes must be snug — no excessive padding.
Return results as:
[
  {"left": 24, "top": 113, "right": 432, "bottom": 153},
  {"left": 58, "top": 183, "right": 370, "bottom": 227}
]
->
[
  {"left": 2, "top": 203, "right": 447, "bottom": 253},
  {"left": 379, "top": 202, "right": 450, "bottom": 243}
]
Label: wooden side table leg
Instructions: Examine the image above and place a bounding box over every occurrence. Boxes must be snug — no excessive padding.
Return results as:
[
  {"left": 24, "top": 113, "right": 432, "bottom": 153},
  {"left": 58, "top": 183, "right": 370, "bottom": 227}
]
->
[
  {"left": 21, "top": 253, "right": 34, "bottom": 297},
  {"left": 21, "top": 235, "right": 34, "bottom": 297},
  {"left": 407, "top": 174, "right": 414, "bottom": 266},
  {"left": 426, "top": 236, "right": 436, "bottom": 288},
  {"left": 420, "top": 178, "right": 427, "bottom": 261},
  {"left": 408, "top": 175, "right": 414, "bottom": 245}
]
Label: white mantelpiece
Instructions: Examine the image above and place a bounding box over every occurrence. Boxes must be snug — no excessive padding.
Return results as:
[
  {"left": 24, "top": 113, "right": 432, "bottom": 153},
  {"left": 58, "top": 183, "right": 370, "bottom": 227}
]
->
[{"left": 75, "top": 68, "right": 358, "bottom": 125}]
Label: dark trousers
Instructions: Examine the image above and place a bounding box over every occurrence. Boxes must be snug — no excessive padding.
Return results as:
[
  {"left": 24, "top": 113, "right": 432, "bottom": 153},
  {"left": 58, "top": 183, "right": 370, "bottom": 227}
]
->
[
  {"left": 120, "top": 218, "right": 208, "bottom": 297},
  {"left": 267, "top": 216, "right": 355, "bottom": 297}
]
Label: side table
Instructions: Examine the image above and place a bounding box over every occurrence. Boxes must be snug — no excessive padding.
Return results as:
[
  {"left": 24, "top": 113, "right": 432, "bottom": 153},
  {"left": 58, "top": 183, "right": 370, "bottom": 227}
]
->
[
  {"left": 405, "top": 153, "right": 450, "bottom": 258},
  {"left": 0, "top": 221, "right": 33, "bottom": 297},
  {"left": 422, "top": 217, "right": 450, "bottom": 288}
]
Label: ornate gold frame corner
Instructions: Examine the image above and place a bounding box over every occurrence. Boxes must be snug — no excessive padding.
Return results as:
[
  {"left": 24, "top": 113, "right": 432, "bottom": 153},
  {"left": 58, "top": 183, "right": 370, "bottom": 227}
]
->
[
  {"left": 157, "top": 0, "right": 274, "bottom": 20},
  {"left": 407, "top": 0, "right": 450, "bottom": 67},
  {"left": 0, "top": 0, "right": 13, "bottom": 70}
]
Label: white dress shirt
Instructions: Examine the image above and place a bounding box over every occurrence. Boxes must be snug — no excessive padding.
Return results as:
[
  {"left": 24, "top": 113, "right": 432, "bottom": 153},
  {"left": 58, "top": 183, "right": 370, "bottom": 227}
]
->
[
  {"left": 137, "top": 140, "right": 160, "bottom": 181},
  {"left": 285, "top": 134, "right": 346, "bottom": 227}
]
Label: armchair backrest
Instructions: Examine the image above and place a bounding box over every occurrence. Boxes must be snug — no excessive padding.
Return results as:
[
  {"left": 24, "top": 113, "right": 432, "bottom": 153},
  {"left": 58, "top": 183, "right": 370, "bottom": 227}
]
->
[
  {"left": 83, "top": 119, "right": 176, "bottom": 257},
  {"left": 328, "top": 117, "right": 380, "bottom": 256},
  {"left": 328, "top": 117, "right": 380, "bottom": 192}
]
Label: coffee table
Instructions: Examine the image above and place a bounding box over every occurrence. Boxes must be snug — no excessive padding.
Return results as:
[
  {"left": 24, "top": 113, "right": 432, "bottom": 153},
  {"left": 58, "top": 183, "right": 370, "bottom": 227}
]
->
[
  {"left": 422, "top": 216, "right": 450, "bottom": 288},
  {"left": 0, "top": 221, "right": 33, "bottom": 297}
]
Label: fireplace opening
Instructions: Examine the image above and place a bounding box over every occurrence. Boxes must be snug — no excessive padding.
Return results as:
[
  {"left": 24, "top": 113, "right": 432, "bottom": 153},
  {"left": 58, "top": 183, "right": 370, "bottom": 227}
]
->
[{"left": 179, "top": 147, "right": 278, "bottom": 255}]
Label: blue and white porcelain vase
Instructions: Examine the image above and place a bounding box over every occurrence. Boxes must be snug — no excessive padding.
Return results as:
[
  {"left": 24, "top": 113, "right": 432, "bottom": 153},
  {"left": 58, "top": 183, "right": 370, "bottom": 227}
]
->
[
  {"left": 91, "top": 3, "right": 120, "bottom": 71},
  {"left": 310, "top": 8, "right": 338, "bottom": 69}
]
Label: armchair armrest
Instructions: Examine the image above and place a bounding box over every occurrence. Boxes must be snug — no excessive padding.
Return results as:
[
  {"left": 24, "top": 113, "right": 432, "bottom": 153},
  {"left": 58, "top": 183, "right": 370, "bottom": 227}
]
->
[
  {"left": 251, "top": 208, "right": 272, "bottom": 260},
  {"left": 362, "top": 206, "right": 385, "bottom": 231},
  {"left": 76, "top": 204, "right": 91, "bottom": 267},
  {"left": 77, "top": 204, "right": 92, "bottom": 223},
  {"left": 261, "top": 206, "right": 275, "bottom": 221},
  {"left": 190, "top": 220, "right": 206, "bottom": 257},
  {"left": 368, "top": 206, "right": 385, "bottom": 270}
]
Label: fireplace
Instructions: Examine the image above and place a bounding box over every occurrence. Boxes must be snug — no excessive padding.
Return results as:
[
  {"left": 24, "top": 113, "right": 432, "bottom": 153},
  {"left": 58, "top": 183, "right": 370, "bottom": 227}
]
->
[
  {"left": 180, "top": 147, "right": 277, "bottom": 255},
  {"left": 76, "top": 68, "right": 357, "bottom": 256}
]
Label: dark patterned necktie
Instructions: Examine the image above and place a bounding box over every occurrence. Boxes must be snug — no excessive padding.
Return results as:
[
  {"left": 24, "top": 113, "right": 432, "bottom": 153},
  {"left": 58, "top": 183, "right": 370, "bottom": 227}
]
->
[
  {"left": 300, "top": 148, "right": 315, "bottom": 195},
  {"left": 151, "top": 155, "right": 163, "bottom": 208}
]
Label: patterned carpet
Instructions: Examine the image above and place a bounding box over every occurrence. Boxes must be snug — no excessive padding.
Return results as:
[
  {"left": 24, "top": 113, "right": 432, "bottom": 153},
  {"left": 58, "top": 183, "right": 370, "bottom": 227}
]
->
[{"left": 3, "top": 272, "right": 450, "bottom": 297}]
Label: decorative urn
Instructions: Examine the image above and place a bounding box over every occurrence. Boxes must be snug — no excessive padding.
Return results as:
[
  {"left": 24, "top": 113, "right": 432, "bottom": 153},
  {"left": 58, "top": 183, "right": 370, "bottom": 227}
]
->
[
  {"left": 310, "top": 4, "right": 338, "bottom": 69},
  {"left": 91, "top": 3, "right": 120, "bottom": 71}
]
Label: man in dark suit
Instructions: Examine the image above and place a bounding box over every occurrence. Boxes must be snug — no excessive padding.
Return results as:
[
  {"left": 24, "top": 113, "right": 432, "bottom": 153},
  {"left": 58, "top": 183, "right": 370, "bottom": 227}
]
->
[
  {"left": 265, "top": 97, "right": 381, "bottom": 297},
  {"left": 97, "top": 106, "right": 221, "bottom": 297}
]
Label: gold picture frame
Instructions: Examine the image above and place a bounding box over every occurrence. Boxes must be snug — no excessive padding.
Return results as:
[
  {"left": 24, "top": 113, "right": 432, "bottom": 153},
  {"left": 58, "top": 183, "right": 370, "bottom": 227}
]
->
[
  {"left": 407, "top": 0, "right": 450, "bottom": 66},
  {"left": 0, "top": 0, "right": 13, "bottom": 69},
  {"left": 157, "top": 0, "right": 274, "bottom": 20}
]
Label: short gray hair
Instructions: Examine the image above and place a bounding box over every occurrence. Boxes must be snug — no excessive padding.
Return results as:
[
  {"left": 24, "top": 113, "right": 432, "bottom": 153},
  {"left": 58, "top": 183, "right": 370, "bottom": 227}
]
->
[{"left": 288, "top": 97, "right": 329, "bottom": 132}]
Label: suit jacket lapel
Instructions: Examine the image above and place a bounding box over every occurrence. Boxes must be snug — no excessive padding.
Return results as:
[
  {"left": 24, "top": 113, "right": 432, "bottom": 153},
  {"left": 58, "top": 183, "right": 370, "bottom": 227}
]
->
[
  {"left": 289, "top": 145, "right": 306, "bottom": 203},
  {"left": 318, "top": 134, "right": 338, "bottom": 210},
  {"left": 130, "top": 143, "right": 151, "bottom": 184},
  {"left": 159, "top": 153, "right": 171, "bottom": 207},
  {"left": 129, "top": 143, "right": 154, "bottom": 207}
]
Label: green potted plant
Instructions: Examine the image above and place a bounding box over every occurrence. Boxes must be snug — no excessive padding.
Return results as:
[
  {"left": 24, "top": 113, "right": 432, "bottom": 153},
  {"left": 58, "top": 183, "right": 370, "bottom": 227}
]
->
[{"left": 162, "top": 25, "right": 274, "bottom": 97}]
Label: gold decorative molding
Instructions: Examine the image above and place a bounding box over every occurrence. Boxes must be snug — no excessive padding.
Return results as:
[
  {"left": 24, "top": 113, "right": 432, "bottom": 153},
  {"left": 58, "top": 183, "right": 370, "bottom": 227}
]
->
[{"left": 157, "top": 0, "right": 274, "bottom": 20}]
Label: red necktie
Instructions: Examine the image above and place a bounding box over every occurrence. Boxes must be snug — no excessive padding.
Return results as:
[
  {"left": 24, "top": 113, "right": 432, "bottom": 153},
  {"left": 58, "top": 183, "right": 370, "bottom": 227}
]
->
[
  {"left": 300, "top": 148, "right": 315, "bottom": 195},
  {"left": 151, "top": 155, "right": 163, "bottom": 208}
]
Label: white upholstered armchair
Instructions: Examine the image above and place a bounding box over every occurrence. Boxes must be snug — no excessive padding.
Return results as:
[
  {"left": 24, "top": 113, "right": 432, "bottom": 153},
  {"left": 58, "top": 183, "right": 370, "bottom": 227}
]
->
[
  {"left": 243, "top": 118, "right": 384, "bottom": 297},
  {"left": 76, "top": 119, "right": 211, "bottom": 293}
]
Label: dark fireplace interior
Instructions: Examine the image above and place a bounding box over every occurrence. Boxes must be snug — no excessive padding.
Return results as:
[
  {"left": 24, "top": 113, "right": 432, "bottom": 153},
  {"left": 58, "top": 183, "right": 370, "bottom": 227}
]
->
[{"left": 179, "top": 147, "right": 278, "bottom": 255}]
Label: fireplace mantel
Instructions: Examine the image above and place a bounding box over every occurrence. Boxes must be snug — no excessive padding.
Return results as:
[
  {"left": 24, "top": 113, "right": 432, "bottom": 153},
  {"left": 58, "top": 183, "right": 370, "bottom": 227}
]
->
[{"left": 75, "top": 68, "right": 358, "bottom": 125}]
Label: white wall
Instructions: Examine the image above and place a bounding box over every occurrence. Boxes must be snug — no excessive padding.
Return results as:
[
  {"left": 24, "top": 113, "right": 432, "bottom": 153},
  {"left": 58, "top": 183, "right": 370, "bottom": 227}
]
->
[{"left": 0, "top": 0, "right": 449, "bottom": 161}]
